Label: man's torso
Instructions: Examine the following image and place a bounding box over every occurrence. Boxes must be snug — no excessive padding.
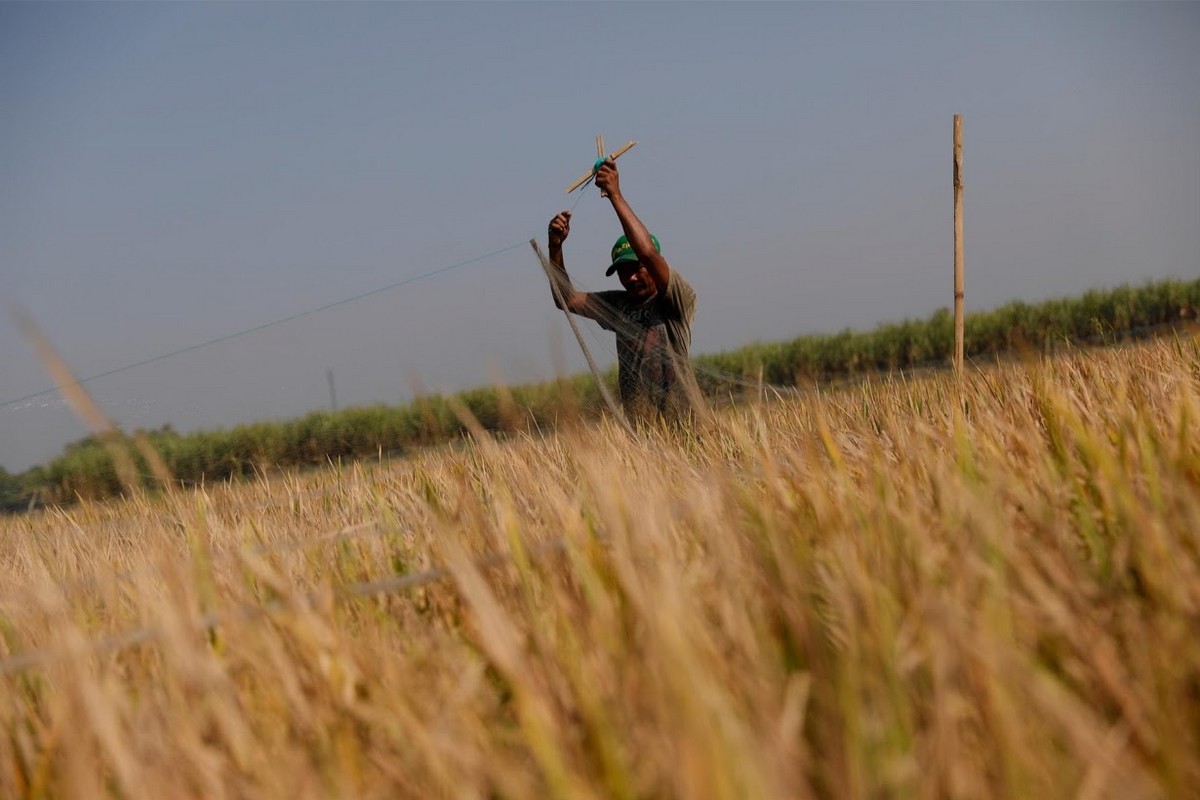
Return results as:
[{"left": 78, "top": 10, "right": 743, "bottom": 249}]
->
[{"left": 589, "top": 271, "right": 697, "bottom": 418}]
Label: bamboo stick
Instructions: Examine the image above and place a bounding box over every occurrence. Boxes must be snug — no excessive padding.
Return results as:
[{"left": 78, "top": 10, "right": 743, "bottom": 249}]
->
[
  {"left": 953, "top": 115, "right": 965, "bottom": 375},
  {"left": 566, "top": 170, "right": 597, "bottom": 194},
  {"left": 608, "top": 140, "right": 636, "bottom": 160},
  {"left": 529, "top": 239, "right": 631, "bottom": 431}
]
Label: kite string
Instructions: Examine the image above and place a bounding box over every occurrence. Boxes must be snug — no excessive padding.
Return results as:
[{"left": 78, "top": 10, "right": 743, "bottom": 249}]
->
[
  {"left": 569, "top": 182, "right": 591, "bottom": 213},
  {"left": 3, "top": 181, "right": 600, "bottom": 412},
  {"left": 1, "top": 239, "right": 532, "bottom": 409}
]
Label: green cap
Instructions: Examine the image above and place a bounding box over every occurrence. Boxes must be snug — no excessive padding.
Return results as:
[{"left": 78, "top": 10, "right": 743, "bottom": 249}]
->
[{"left": 606, "top": 234, "right": 661, "bottom": 276}]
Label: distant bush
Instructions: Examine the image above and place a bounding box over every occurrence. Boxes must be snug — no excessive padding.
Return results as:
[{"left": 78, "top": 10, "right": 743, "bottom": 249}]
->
[
  {"left": 9, "top": 277, "right": 1197, "bottom": 509},
  {"left": 0, "top": 469, "right": 26, "bottom": 513}
]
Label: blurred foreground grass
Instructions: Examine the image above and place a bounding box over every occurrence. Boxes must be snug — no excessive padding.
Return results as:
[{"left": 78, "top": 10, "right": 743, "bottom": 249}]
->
[{"left": 1, "top": 335, "right": 1198, "bottom": 798}]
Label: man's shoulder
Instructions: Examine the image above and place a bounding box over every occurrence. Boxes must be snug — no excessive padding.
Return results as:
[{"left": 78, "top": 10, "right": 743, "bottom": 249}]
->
[
  {"left": 667, "top": 270, "right": 695, "bottom": 299},
  {"left": 659, "top": 269, "right": 696, "bottom": 318}
]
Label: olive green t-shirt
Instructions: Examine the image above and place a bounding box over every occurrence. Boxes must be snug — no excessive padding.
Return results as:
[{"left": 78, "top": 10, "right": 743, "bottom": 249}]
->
[{"left": 581, "top": 271, "right": 698, "bottom": 419}]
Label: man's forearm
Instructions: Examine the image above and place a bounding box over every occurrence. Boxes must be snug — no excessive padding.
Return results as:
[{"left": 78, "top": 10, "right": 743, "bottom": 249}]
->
[
  {"left": 608, "top": 191, "right": 670, "bottom": 289},
  {"left": 549, "top": 240, "right": 566, "bottom": 271},
  {"left": 607, "top": 193, "right": 656, "bottom": 260}
]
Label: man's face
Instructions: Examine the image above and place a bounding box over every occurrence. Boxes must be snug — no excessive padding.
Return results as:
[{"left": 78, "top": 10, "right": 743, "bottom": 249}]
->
[{"left": 616, "top": 262, "right": 657, "bottom": 301}]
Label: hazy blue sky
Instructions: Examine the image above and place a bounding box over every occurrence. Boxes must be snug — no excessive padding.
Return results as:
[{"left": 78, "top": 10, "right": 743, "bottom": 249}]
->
[{"left": 2, "top": 2, "right": 1198, "bottom": 471}]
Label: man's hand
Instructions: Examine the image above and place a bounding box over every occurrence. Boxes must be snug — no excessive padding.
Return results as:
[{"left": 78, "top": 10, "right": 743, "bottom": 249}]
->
[
  {"left": 548, "top": 210, "right": 572, "bottom": 247},
  {"left": 594, "top": 159, "right": 622, "bottom": 200}
]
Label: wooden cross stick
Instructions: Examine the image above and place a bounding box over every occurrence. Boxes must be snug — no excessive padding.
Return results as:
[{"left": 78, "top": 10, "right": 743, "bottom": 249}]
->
[{"left": 566, "top": 138, "right": 638, "bottom": 193}]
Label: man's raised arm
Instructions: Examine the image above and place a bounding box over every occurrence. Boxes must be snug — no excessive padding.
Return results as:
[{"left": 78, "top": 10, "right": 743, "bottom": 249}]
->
[
  {"left": 546, "top": 210, "right": 591, "bottom": 314},
  {"left": 594, "top": 160, "right": 671, "bottom": 294}
]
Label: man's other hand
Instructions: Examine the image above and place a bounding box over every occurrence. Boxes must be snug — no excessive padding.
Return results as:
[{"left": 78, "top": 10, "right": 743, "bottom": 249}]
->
[{"left": 548, "top": 210, "right": 572, "bottom": 247}]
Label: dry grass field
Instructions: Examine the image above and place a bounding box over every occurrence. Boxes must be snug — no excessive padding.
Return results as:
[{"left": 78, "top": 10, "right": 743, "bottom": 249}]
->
[{"left": 2, "top": 335, "right": 1198, "bottom": 799}]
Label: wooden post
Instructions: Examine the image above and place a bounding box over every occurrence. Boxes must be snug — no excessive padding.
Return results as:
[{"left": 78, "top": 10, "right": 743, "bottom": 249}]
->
[{"left": 953, "top": 114, "right": 965, "bottom": 375}]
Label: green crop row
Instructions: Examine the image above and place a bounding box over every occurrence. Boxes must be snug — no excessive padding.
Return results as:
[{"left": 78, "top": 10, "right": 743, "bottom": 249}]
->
[
  {"left": 4, "top": 277, "right": 1196, "bottom": 511},
  {"left": 694, "top": 278, "right": 1199, "bottom": 388}
]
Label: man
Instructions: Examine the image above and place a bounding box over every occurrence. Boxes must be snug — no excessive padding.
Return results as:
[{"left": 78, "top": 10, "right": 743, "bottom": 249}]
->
[{"left": 546, "top": 159, "right": 699, "bottom": 419}]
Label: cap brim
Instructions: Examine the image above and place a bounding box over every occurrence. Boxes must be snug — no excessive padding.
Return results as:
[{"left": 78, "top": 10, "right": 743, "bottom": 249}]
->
[{"left": 606, "top": 258, "right": 638, "bottom": 277}]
